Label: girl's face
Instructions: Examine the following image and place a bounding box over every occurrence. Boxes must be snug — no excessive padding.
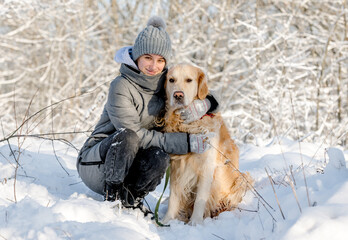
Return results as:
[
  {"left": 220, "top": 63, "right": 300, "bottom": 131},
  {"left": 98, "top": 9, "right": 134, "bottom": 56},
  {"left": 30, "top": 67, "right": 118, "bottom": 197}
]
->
[{"left": 137, "top": 54, "right": 166, "bottom": 76}]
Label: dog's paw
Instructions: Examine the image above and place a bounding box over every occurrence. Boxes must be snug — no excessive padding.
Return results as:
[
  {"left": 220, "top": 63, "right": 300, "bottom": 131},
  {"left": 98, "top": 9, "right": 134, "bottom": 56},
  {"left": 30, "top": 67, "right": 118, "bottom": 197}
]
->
[
  {"left": 188, "top": 216, "right": 203, "bottom": 226},
  {"left": 162, "top": 215, "right": 173, "bottom": 224}
]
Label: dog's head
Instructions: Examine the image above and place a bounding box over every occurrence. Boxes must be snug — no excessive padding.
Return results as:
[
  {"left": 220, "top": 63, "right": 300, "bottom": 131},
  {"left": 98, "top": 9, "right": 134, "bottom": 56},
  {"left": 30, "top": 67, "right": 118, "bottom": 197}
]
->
[{"left": 165, "top": 64, "right": 209, "bottom": 110}]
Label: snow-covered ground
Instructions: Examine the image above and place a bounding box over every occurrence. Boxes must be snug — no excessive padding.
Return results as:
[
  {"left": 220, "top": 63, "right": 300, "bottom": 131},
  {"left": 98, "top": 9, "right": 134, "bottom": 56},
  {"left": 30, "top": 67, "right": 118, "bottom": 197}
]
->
[{"left": 0, "top": 137, "right": 347, "bottom": 240}]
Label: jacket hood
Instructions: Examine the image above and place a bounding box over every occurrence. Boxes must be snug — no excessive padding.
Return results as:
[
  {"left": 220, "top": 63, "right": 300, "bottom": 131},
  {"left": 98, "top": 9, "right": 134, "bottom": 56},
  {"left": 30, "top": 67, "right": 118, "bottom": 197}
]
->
[{"left": 114, "top": 46, "right": 138, "bottom": 70}]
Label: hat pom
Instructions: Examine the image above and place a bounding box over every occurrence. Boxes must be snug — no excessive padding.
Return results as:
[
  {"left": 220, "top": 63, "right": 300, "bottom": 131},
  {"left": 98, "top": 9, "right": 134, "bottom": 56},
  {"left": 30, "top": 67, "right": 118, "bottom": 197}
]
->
[{"left": 147, "top": 16, "right": 166, "bottom": 29}]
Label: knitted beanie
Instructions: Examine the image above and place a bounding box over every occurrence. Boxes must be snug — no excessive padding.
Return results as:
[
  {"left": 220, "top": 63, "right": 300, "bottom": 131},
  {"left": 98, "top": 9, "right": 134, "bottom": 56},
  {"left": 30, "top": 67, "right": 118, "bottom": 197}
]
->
[{"left": 132, "top": 16, "right": 172, "bottom": 63}]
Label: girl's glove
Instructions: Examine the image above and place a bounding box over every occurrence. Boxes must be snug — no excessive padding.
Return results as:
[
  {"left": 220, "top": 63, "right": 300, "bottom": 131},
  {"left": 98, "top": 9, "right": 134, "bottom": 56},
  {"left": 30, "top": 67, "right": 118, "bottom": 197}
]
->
[
  {"left": 189, "top": 133, "right": 215, "bottom": 154},
  {"left": 178, "top": 99, "right": 211, "bottom": 124}
]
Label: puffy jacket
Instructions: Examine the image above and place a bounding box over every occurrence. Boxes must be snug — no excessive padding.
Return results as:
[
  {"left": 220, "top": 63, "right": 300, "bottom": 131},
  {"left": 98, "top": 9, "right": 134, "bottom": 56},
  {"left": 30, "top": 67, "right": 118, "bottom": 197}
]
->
[
  {"left": 77, "top": 61, "right": 189, "bottom": 167},
  {"left": 93, "top": 63, "right": 188, "bottom": 153}
]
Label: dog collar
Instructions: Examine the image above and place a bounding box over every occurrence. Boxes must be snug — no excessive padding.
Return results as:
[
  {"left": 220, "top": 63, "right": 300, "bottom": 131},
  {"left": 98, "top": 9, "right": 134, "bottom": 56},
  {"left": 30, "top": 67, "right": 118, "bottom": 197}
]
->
[{"left": 201, "top": 113, "right": 215, "bottom": 119}]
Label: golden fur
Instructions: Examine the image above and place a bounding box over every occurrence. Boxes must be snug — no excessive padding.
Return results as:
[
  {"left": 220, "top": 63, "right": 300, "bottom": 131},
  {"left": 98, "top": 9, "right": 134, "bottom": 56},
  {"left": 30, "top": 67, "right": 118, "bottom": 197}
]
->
[{"left": 162, "top": 64, "right": 253, "bottom": 225}]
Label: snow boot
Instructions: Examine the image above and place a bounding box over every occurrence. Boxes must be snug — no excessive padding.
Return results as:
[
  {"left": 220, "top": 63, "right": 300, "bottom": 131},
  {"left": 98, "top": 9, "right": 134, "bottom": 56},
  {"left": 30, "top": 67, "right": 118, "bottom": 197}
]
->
[
  {"left": 104, "top": 182, "right": 123, "bottom": 202},
  {"left": 122, "top": 188, "right": 153, "bottom": 216}
]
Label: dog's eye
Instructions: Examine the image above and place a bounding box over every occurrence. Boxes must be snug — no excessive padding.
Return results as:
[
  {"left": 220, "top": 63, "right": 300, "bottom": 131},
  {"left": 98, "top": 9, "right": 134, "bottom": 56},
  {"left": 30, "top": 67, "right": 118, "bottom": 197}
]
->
[
  {"left": 169, "top": 78, "right": 175, "bottom": 83},
  {"left": 186, "top": 78, "right": 193, "bottom": 83}
]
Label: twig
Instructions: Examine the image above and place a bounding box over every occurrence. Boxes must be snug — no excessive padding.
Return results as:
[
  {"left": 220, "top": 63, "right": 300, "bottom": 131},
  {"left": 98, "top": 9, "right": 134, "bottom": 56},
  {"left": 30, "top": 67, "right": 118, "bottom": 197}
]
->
[
  {"left": 0, "top": 131, "right": 92, "bottom": 151},
  {"left": 286, "top": 175, "right": 302, "bottom": 213},
  {"left": 265, "top": 168, "right": 285, "bottom": 220},
  {"left": 20, "top": 88, "right": 39, "bottom": 140},
  {"left": 257, "top": 201, "right": 265, "bottom": 231},
  {"left": 235, "top": 207, "right": 258, "bottom": 213},
  {"left": 290, "top": 93, "right": 311, "bottom": 207},
  {"left": 289, "top": 165, "right": 296, "bottom": 187},
  {"left": 277, "top": 169, "right": 291, "bottom": 188},
  {"left": 26, "top": 103, "right": 63, "bottom": 136},
  {"left": 5, "top": 131, "right": 91, "bottom": 138},
  {"left": 0, "top": 233, "right": 8, "bottom": 240},
  {"left": 8, "top": 141, "right": 18, "bottom": 203},
  {"left": 51, "top": 139, "right": 70, "bottom": 176},
  {"left": 69, "top": 181, "right": 83, "bottom": 186},
  {"left": 0, "top": 150, "right": 14, "bottom": 168},
  {"left": 3, "top": 92, "right": 92, "bottom": 142},
  {"left": 12, "top": 85, "right": 19, "bottom": 203},
  {"left": 49, "top": 97, "right": 70, "bottom": 176},
  {"left": 212, "top": 233, "right": 225, "bottom": 240},
  {"left": 1, "top": 119, "right": 6, "bottom": 142}
]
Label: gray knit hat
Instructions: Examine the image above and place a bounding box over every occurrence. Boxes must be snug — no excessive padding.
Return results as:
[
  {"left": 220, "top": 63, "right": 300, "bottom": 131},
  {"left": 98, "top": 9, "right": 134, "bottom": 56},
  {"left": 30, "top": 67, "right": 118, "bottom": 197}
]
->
[{"left": 132, "top": 16, "right": 172, "bottom": 63}]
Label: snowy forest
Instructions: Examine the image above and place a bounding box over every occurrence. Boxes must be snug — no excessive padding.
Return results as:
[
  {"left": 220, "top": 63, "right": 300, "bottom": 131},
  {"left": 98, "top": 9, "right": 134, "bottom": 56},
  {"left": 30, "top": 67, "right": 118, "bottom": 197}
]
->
[{"left": 1, "top": 0, "right": 347, "bottom": 148}]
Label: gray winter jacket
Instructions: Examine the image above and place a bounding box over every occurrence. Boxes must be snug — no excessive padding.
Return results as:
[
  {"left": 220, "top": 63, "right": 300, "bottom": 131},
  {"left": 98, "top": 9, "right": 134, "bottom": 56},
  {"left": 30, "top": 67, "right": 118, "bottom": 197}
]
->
[
  {"left": 91, "top": 63, "right": 188, "bottom": 154},
  {"left": 77, "top": 49, "right": 189, "bottom": 167}
]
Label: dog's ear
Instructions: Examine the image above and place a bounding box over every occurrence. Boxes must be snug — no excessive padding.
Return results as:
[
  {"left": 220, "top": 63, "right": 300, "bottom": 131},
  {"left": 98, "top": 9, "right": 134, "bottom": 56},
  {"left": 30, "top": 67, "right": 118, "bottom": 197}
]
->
[
  {"left": 197, "top": 68, "right": 209, "bottom": 100},
  {"left": 164, "top": 67, "right": 174, "bottom": 90},
  {"left": 164, "top": 76, "right": 168, "bottom": 90}
]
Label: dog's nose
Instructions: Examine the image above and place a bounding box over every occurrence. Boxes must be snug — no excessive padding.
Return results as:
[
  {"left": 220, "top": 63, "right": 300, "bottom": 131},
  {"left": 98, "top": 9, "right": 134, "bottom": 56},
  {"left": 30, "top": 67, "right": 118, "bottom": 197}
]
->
[{"left": 173, "top": 91, "right": 184, "bottom": 100}]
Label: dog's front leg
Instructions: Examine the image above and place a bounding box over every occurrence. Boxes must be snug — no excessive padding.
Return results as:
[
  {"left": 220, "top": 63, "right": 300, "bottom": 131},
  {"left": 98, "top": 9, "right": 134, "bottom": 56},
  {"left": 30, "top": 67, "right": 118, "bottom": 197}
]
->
[
  {"left": 163, "top": 183, "right": 181, "bottom": 224},
  {"left": 189, "top": 149, "right": 217, "bottom": 225}
]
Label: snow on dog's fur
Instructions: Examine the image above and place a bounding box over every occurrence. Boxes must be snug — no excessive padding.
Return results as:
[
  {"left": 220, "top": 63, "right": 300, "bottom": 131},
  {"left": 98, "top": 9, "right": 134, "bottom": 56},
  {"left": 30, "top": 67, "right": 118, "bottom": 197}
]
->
[{"left": 162, "top": 64, "right": 253, "bottom": 225}]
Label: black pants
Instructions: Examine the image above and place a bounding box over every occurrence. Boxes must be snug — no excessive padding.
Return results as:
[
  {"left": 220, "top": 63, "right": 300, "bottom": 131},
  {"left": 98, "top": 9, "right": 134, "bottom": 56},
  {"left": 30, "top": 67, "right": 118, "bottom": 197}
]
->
[{"left": 97, "top": 128, "right": 170, "bottom": 199}]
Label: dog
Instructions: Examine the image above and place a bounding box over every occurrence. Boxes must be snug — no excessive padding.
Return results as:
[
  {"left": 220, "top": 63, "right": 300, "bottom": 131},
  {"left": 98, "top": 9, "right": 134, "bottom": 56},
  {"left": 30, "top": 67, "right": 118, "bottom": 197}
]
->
[{"left": 162, "top": 64, "right": 252, "bottom": 225}]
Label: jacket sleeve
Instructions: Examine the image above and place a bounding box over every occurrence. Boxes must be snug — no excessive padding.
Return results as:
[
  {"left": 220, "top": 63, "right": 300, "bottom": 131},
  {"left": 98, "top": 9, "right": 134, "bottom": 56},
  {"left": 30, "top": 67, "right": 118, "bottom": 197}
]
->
[
  {"left": 105, "top": 79, "right": 188, "bottom": 154},
  {"left": 206, "top": 90, "right": 220, "bottom": 113}
]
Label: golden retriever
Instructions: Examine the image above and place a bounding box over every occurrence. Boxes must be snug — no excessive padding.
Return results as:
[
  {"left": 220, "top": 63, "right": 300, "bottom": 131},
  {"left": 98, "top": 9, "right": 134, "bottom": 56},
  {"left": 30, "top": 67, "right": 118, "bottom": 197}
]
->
[{"left": 162, "top": 64, "right": 252, "bottom": 225}]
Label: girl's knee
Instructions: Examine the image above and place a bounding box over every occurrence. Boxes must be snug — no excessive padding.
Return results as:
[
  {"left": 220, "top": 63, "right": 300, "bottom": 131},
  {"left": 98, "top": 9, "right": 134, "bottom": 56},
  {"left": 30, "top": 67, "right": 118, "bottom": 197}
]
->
[{"left": 113, "top": 128, "right": 139, "bottom": 147}]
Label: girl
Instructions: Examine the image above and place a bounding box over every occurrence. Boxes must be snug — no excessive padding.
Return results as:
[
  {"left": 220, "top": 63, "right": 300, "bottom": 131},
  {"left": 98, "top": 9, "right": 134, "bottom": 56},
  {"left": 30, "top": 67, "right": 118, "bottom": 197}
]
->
[{"left": 76, "top": 16, "right": 218, "bottom": 215}]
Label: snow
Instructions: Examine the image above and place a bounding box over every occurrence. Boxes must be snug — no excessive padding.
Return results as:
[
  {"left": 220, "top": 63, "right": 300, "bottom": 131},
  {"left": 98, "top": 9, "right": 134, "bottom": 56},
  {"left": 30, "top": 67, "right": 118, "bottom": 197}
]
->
[{"left": 0, "top": 138, "right": 347, "bottom": 240}]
